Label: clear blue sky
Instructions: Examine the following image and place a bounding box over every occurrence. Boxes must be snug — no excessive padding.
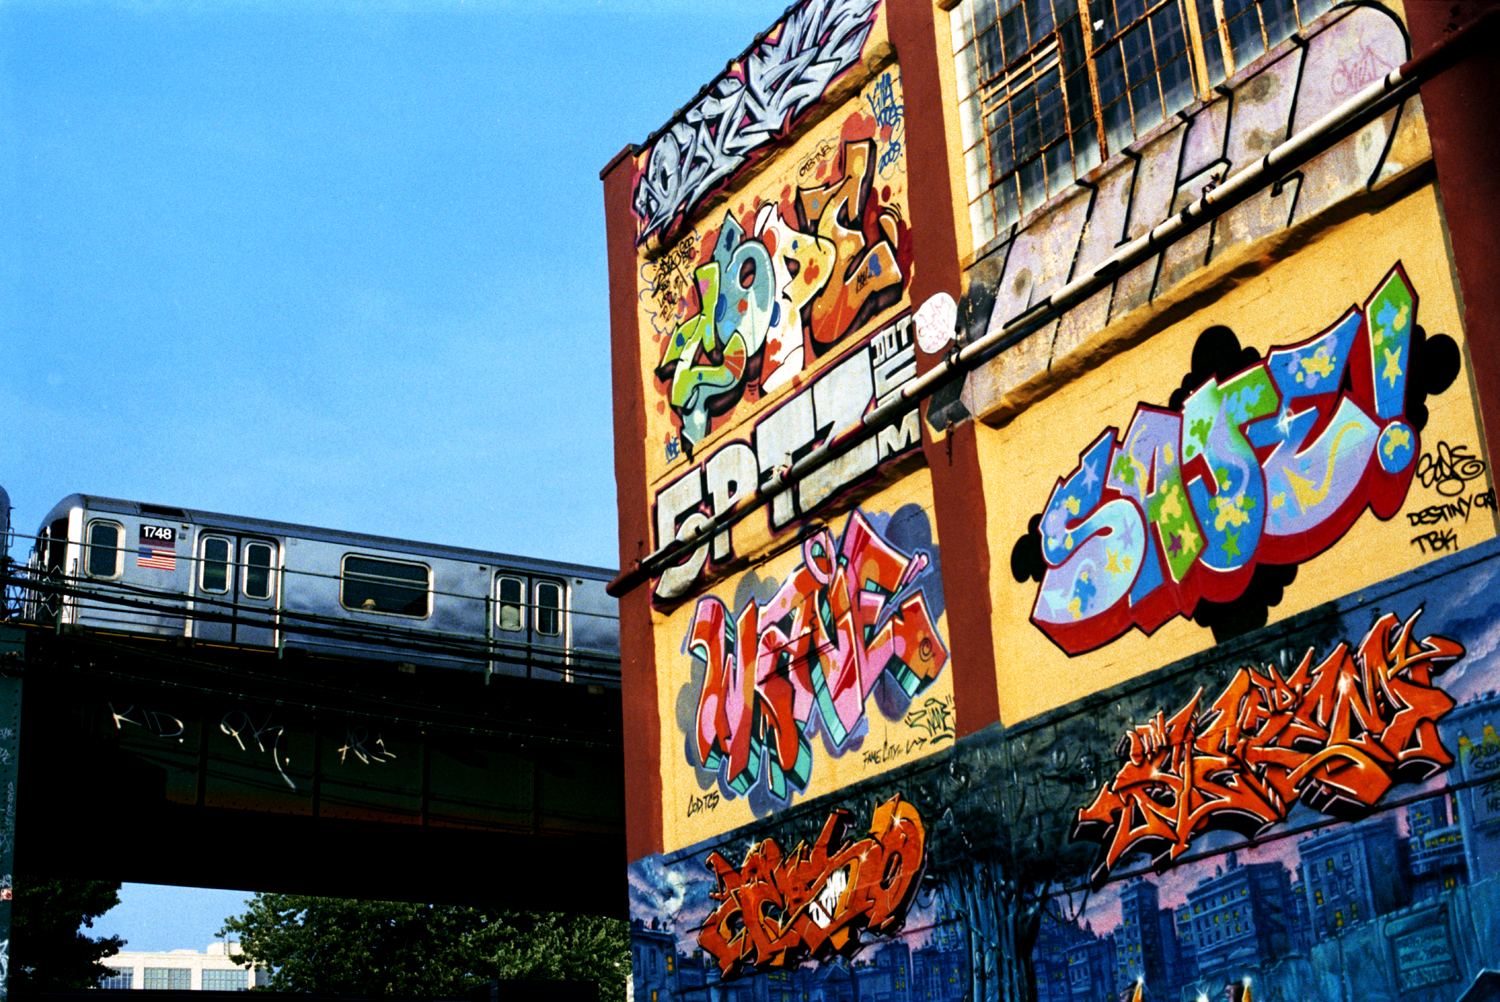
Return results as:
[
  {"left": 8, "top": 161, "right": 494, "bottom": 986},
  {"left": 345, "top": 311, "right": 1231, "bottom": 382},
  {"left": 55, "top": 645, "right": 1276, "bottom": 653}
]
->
[
  {"left": 92, "top": 885, "right": 255, "bottom": 955},
  {"left": 2, "top": 0, "right": 790, "bottom": 570},
  {"left": 1, "top": 0, "right": 788, "bottom": 956}
]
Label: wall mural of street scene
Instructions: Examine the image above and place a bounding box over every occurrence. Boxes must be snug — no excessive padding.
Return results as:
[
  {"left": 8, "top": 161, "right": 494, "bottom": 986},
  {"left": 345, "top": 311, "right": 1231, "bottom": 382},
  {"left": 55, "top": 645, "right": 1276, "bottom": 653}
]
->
[{"left": 632, "top": 535, "right": 1500, "bottom": 1002}]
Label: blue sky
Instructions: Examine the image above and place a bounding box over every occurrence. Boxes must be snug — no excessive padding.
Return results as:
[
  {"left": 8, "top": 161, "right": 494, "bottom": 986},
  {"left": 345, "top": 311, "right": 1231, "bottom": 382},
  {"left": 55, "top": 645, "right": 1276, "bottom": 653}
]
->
[
  {"left": 2, "top": 0, "right": 789, "bottom": 957},
  {"left": 92, "top": 885, "right": 254, "bottom": 955},
  {"left": 2, "top": 0, "right": 790, "bottom": 570}
]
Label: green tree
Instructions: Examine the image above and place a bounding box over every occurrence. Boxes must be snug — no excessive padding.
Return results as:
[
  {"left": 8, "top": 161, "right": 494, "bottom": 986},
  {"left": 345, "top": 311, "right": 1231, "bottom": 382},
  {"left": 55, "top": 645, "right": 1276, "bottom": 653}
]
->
[
  {"left": 221, "top": 895, "right": 629, "bottom": 1001},
  {"left": 11, "top": 878, "right": 125, "bottom": 989},
  {"left": 464, "top": 912, "right": 629, "bottom": 992}
]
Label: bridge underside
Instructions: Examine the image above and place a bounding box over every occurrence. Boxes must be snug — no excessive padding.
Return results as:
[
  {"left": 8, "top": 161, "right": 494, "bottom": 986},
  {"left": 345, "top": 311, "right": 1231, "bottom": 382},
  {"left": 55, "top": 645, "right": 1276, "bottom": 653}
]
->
[{"left": 11, "top": 628, "right": 626, "bottom": 914}]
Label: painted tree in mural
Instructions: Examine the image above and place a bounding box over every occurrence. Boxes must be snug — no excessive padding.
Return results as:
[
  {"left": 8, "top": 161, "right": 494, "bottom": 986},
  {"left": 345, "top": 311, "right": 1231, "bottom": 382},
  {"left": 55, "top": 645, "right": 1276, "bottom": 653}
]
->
[{"left": 913, "top": 735, "right": 1102, "bottom": 1002}]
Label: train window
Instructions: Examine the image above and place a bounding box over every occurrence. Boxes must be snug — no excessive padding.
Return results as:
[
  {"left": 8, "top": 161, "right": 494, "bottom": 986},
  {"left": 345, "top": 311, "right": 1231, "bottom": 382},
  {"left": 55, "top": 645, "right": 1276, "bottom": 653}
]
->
[
  {"left": 200, "top": 536, "right": 231, "bottom": 593},
  {"left": 243, "top": 542, "right": 274, "bottom": 599},
  {"left": 535, "top": 580, "right": 563, "bottom": 637},
  {"left": 86, "top": 521, "right": 124, "bottom": 578},
  {"left": 496, "top": 576, "right": 524, "bottom": 632},
  {"left": 342, "top": 555, "right": 429, "bottom": 617}
]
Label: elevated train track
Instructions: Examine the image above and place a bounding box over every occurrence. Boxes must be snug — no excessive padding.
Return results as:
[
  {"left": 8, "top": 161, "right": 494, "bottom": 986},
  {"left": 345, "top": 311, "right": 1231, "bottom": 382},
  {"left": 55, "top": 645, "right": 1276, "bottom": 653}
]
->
[{"left": 0, "top": 493, "right": 627, "bottom": 915}]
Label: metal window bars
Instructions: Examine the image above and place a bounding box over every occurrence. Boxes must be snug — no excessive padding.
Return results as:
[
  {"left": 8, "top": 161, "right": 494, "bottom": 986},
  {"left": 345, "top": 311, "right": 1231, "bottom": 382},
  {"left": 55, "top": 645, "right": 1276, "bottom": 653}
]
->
[{"left": 956, "top": 0, "right": 1339, "bottom": 245}]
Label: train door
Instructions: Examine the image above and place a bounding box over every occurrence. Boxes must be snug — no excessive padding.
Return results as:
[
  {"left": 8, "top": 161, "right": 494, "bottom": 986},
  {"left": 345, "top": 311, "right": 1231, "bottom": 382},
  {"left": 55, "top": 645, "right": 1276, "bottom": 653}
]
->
[
  {"left": 493, "top": 574, "right": 568, "bottom": 679},
  {"left": 31, "top": 517, "right": 71, "bottom": 623},
  {"left": 193, "top": 533, "right": 280, "bottom": 647},
  {"left": 235, "top": 538, "right": 279, "bottom": 647}
]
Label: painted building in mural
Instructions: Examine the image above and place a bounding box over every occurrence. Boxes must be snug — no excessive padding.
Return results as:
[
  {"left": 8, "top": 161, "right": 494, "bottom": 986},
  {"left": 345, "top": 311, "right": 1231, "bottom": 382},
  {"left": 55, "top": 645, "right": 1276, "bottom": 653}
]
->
[{"left": 602, "top": 1, "right": 1500, "bottom": 1000}]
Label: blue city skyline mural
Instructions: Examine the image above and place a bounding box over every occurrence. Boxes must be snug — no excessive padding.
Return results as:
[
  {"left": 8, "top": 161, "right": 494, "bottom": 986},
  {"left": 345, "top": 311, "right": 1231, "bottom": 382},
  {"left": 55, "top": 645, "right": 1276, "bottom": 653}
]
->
[{"left": 630, "top": 536, "right": 1500, "bottom": 1002}]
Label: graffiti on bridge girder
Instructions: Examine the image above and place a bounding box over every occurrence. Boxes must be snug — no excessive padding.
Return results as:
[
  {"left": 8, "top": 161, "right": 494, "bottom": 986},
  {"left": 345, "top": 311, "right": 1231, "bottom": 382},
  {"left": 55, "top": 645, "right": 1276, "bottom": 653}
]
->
[
  {"left": 1073, "top": 609, "right": 1464, "bottom": 886},
  {"left": 110, "top": 702, "right": 185, "bottom": 742},
  {"left": 221, "top": 709, "right": 295, "bottom": 791},
  {"left": 338, "top": 726, "right": 396, "bottom": 765},
  {"left": 108, "top": 699, "right": 408, "bottom": 793},
  {"left": 699, "top": 794, "right": 925, "bottom": 976}
]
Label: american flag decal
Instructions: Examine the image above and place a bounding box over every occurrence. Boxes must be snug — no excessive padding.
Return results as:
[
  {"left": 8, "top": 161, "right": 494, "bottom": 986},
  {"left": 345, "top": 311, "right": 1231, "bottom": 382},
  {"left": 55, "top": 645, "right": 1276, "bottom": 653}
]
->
[{"left": 138, "top": 525, "right": 177, "bottom": 570}]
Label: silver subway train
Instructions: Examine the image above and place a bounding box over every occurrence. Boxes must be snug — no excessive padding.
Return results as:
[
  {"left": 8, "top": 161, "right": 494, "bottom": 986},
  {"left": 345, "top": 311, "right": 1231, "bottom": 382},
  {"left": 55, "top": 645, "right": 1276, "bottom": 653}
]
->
[{"left": 13, "top": 493, "right": 620, "bottom": 683}]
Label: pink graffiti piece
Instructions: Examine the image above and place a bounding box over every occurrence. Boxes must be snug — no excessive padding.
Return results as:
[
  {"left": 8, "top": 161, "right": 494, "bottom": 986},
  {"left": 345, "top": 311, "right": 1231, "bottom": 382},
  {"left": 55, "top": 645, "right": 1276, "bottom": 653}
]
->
[
  {"left": 1074, "top": 610, "right": 1463, "bottom": 887},
  {"left": 1031, "top": 263, "right": 1421, "bottom": 654},
  {"left": 691, "top": 509, "right": 948, "bottom": 803}
]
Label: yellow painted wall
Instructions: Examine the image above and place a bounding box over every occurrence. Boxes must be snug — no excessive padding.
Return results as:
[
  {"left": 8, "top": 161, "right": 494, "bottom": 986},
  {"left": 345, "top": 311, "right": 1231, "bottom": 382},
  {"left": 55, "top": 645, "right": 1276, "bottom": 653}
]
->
[
  {"left": 979, "top": 181, "right": 1496, "bottom": 723},
  {"left": 636, "top": 64, "right": 912, "bottom": 523},
  {"left": 656, "top": 467, "right": 952, "bottom": 851}
]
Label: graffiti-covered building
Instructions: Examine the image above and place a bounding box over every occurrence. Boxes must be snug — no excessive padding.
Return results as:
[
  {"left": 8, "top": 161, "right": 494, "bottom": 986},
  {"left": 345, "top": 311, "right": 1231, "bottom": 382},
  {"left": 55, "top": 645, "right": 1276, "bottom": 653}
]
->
[{"left": 602, "top": 1, "right": 1500, "bottom": 1000}]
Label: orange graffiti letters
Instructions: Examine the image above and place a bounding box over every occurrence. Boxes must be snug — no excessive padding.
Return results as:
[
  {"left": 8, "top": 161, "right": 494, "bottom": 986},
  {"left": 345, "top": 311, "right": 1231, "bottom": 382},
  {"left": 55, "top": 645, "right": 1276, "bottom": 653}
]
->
[
  {"left": 698, "top": 795, "right": 927, "bottom": 976},
  {"left": 1074, "top": 610, "right": 1463, "bottom": 886}
]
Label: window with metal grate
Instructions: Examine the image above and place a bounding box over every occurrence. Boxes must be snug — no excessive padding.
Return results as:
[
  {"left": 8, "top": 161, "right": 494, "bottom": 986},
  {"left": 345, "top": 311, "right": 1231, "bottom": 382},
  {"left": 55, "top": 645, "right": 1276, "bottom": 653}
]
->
[{"left": 952, "top": 0, "right": 1339, "bottom": 246}]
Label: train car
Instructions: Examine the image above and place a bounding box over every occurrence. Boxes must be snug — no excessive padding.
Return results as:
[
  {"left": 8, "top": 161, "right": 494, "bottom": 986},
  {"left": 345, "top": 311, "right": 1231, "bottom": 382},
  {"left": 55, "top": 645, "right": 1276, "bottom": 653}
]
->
[{"left": 17, "top": 493, "right": 619, "bottom": 684}]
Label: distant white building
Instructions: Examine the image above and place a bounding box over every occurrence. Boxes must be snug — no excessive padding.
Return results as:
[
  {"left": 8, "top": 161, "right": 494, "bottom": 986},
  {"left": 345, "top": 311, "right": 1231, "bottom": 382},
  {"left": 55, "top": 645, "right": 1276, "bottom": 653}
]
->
[{"left": 100, "top": 942, "right": 266, "bottom": 991}]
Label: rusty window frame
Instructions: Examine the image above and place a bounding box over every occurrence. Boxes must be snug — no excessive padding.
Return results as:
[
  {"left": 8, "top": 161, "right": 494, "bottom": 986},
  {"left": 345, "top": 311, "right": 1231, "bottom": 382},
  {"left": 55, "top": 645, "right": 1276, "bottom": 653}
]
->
[
  {"left": 967, "top": 0, "right": 1104, "bottom": 233},
  {"left": 1208, "top": 0, "right": 1336, "bottom": 80},
  {"left": 954, "top": 0, "right": 1341, "bottom": 246},
  {"left": 1086, "top": 0, "right": 1202, "bottom": 154}
]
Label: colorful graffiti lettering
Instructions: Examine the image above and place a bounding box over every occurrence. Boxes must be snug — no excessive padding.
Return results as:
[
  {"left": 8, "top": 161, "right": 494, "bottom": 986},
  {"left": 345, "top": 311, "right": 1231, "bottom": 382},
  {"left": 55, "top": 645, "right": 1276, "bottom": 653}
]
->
[
  {"left": 689, "top": 509, "right": 946, "bottom": 805},
  {"left": 653, "top": 311, "right": 921, "bottom": 601},
  {"left": 1027, "top": 263, "right": 1425, "bottom": 654},
  {"left": 655, "top": 137, "right": 907, "bottom": 456},
  {"left": 699, "top": 795, "right": 926, "bottom": 976},
  {"left": 1073, "top": 609, "right": 1464, "bottom": 886},
  {"left": 631, "top": 0, "right": 881, "bottom": 243}
]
